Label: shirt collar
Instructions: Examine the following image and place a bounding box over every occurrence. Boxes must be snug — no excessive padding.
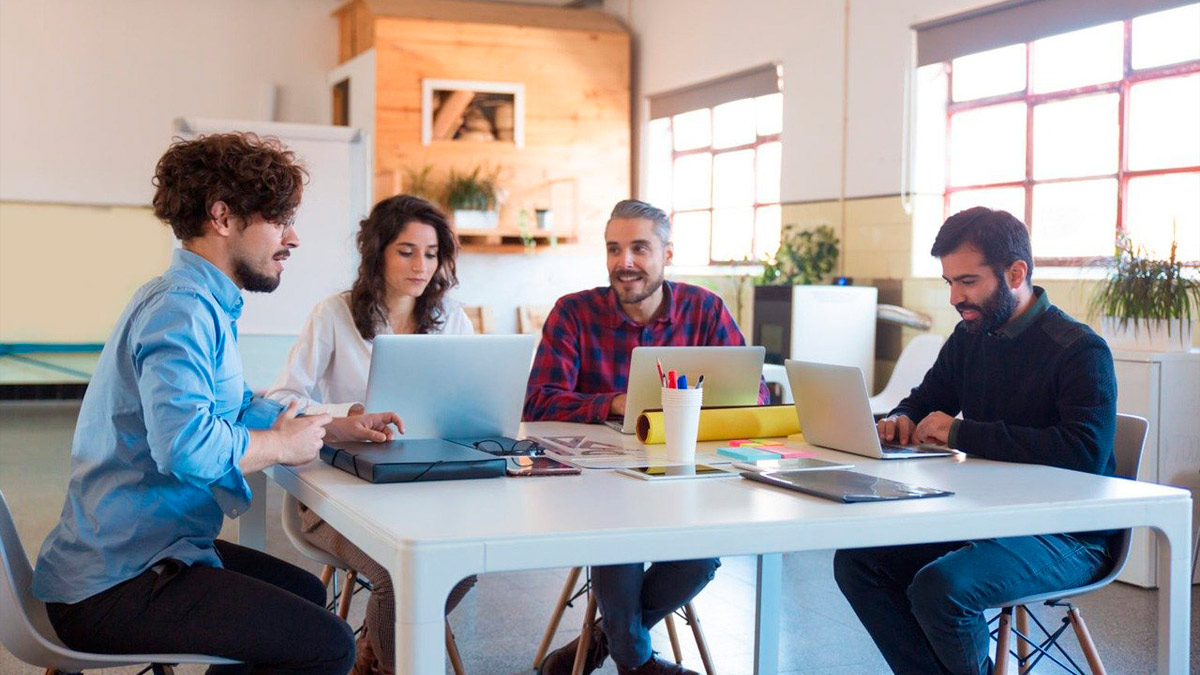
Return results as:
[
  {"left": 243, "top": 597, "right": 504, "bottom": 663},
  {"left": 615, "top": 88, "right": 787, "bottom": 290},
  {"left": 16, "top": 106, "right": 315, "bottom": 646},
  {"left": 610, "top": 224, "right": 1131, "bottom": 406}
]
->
[
  {"left": 172, "top": 248, "right": 244, "bottom": 320},
  {"left": 993, "top": 285, "right": 1049, "bottom": 339},
  {"left": 608, "top": 280, "right": 678, "bottom": 328}
]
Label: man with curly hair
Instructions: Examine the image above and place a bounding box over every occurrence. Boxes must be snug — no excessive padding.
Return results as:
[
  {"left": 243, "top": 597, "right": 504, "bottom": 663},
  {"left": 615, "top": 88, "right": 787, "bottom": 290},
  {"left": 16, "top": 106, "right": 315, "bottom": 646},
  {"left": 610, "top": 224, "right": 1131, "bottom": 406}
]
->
[{"left": 32, "top": 133, "right": 400, "bottom": 674}]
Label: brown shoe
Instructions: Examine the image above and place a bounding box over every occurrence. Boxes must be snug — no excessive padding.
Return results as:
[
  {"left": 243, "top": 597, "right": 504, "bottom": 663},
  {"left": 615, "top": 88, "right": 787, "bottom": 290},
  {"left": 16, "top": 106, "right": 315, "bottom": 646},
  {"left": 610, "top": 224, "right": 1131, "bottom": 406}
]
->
[
  {"left": 616, "top": 653, "right": 699, "bottom": 675},
  {"left": 350, "top": 624, "right": 386, "bottom": 675},
  {"left": 537, "top": 624, "right": 609, "bottom": 675}
]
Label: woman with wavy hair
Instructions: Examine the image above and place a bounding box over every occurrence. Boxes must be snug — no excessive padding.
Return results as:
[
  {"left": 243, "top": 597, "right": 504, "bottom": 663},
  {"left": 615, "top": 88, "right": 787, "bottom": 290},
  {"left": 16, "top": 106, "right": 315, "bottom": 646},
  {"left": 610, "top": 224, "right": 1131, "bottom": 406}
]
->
[{"left": 267, "top": 194, "right": 475, "bottom": 674}]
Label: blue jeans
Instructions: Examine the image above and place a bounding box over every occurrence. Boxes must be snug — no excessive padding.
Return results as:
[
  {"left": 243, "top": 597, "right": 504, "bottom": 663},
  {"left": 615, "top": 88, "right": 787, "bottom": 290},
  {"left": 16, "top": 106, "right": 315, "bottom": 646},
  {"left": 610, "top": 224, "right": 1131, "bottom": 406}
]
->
[
  {"left": 591, "top": 558, "right": 721, "bottom": 668},
  {"left": 833, "top": 535, "right": 1110, "bottom": 675}
]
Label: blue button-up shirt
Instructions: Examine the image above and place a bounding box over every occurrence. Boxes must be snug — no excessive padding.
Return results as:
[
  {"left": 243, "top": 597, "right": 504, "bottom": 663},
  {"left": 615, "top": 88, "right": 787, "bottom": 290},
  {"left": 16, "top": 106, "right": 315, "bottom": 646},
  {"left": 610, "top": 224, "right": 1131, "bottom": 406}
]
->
[{"left": 33, "top": 249, "right": 283, "bottom": 604}]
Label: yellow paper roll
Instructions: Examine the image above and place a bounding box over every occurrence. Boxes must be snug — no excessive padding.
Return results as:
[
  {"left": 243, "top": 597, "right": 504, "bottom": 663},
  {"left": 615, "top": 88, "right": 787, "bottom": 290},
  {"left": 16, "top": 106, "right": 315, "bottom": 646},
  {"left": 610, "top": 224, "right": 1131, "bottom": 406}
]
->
[{"left": 636, "top": 405, "right": 800, "bottom": 444}]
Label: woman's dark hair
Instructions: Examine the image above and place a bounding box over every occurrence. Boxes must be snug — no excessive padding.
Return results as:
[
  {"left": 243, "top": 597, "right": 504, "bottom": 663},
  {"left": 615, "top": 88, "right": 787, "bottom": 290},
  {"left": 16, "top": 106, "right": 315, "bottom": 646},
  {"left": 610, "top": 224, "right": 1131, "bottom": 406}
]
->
[
  {"left": 350, "top": 195, "right": 459, "bottom": 339},
  {"left": 931, "top": 206, "right": 1034, "bottom": 284},
  {"left": 151, "top": 133, "right": 306, "bottom": 240}
]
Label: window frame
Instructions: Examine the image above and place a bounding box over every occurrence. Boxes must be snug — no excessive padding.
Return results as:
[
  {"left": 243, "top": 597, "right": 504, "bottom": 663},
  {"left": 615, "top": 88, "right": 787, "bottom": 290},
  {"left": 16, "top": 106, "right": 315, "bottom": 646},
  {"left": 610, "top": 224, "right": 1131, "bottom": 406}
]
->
[{"left": 944, "top": 19, "right": 1200, "bottom": 266}]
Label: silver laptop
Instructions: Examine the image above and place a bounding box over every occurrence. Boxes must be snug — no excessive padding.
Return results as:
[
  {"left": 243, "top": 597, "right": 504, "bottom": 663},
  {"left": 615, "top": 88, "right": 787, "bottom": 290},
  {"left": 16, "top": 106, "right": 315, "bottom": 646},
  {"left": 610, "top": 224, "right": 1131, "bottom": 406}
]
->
[
  {"left": 785, "top": 360, "right": 954, "bottom": 459},
  {"left": 365, "top": 334, "right": 537, "bottom": 439},
  {"left": 606, "top": 345, "right": 766, "bottom": 434}
]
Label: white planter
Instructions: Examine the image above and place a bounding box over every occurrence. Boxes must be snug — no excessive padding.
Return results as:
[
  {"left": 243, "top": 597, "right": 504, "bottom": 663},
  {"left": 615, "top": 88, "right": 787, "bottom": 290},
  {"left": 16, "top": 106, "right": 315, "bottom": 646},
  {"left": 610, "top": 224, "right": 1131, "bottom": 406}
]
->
[
  {"left": 1100, "top": 316, "right": 1196, "bottom": 352},
  {"left": 453, "top": 209, "right": 499, "bottom": 230}
]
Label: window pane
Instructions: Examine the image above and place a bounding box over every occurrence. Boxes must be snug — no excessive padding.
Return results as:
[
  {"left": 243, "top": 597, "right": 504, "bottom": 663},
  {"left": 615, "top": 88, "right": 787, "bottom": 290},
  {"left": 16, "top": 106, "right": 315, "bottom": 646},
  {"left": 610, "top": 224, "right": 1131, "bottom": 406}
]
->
[
  {"left": 713, "top": 98, "right": 756, "bottom": 149},
  {"left": 1031, "top": 22, "right": 1123, "bottom": 94},
  {"left": 1030, "top": 179, "right": 1117, "bottom": 258},
  {"left": 713, "top": 150, "right": 755, "bottom": 208},
  {"left": 949, "top": 102, "right": 1026, "bottom": 186},
  {"left": 754, "top": 205, "right": 782, "bottom": 261},
  {"left": 1128, "top": 74, "right": 1200, "bottom": 171},
  {"left": 951, "top": 43, "right": 1026, "bottom": 102},
  {"left": 671, "top": 211, "right": 711, "bottom": 265},
  {"left": 1032, "top": 93, "right": 1118, "bottom": 179},
  {"left": 673, "top": 108, "right": 711, "bottom": 151},
  {"left": 1126, "top": 173, "right": 1200, "bottom": 262},
  {"left": 711, "top": 208, "right": 755, "bottom": 261},
  {"left": 756, "top": 92, "right": 783, "bottom": 136},
  {"left": 756, "top": 141, "right": 782, "bottom": 204},
  {"left": 1132, "top": 4, "right": 1200, "bottom": 70},
  {"left": 646, "top": 118, "right": 673, "bottom": 213},
  {"left": 673, "top": 153, "right": 712, "bottom": 211},
  {"left": 947, "top": 187, "right": 1025, "bottom": 220}
]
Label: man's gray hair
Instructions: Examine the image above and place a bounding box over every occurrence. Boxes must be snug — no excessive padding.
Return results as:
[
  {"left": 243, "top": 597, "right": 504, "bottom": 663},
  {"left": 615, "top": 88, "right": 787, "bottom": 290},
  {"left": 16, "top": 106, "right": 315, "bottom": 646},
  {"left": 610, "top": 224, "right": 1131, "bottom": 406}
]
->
[{"left": 609, "top": 199, "right": 671, "bottom": 244}]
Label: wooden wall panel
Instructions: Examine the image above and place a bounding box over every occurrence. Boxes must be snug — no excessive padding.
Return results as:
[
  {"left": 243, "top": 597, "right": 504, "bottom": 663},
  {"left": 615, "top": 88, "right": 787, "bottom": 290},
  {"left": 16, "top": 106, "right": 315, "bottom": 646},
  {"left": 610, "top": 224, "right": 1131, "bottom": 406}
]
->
[{"left": 371, "top": 17, "right": 629, "bottom": 247}]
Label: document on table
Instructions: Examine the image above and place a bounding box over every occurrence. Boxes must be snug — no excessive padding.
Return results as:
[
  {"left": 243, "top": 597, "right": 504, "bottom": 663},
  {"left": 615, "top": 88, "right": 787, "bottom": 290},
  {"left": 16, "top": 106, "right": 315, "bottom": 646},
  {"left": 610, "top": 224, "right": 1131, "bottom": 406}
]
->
[{"left": 529, "top": 435, "right": 730, "bottom": 469}]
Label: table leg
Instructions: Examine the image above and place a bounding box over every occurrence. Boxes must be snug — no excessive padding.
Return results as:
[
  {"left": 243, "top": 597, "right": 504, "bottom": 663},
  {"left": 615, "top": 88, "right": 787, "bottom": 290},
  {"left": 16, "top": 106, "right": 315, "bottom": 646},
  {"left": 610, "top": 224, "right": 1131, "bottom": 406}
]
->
[
  {"left": 1153, "top": 502, "right": 1192, "bottom": 674},
  {"left": 237, "top": 471, "right": 268, "bottom": 551},
  {"left": 389, "top": 551, "right": 480, "bottom": 675},
  {"left": 754, "top": 553, "right": 782, "bottom": 675}
]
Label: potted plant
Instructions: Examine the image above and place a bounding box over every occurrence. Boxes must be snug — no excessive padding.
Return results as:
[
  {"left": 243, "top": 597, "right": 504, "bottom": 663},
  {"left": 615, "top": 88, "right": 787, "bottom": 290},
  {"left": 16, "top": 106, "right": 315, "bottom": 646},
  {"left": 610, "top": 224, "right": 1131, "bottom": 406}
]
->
[
  {"left": 1089, "top": 236, "right": 1199, "bottom": 352},
  {"left": 444, "top": 165, "right": 501, "bottom": 230},
  {"left": 403, "top": 164, "right": 442, "bottom": 203},
  {"left": 757, "top": 224, "right": 840, "bottom": 286}
]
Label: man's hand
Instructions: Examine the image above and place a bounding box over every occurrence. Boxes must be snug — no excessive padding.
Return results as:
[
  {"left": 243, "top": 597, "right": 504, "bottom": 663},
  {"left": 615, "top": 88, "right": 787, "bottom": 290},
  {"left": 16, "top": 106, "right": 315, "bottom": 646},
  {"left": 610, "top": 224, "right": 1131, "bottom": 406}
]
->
[
  {"left": 325, "top": 411, "right": 404, "bottom": 443},
  {"left": 877, "top": 415, "right": 915, "bottom": 445},
  {"left": 271, "top": 401, "right": 332, "bottom": 466},
  {"left": 914, "top": 411, "right": 954, "bottom": 445},
  {"left": 610, "top": 394, "right": 627, "bottom": 418}
]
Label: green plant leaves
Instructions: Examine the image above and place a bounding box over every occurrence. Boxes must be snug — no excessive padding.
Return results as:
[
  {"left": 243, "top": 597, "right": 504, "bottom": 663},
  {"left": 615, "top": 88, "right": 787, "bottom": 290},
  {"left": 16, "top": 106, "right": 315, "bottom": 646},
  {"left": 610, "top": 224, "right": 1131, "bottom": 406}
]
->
[
  {"left": 1088, "top": 236, "right": 1200, "bottom": 333},
  {"left": 758, "top": 225, "right": 840, "bottom": 285}
]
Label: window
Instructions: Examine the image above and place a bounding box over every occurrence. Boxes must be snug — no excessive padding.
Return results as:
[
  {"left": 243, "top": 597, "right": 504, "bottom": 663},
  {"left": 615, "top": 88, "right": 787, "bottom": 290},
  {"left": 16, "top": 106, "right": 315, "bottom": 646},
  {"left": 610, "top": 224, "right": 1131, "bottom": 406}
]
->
[
  {"left": 646, "top": 67, "right": 782, "bottom": 266},
  {"left": 933, "top": 3, "right": 1200, "bottom": 264}
]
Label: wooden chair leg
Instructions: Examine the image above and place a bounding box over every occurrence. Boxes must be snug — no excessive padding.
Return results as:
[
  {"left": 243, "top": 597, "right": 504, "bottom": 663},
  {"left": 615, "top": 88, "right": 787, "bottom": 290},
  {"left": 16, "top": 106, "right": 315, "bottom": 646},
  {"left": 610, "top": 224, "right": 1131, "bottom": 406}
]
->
[
  {"left": 337, "top": 570, "right": 358, "bottom": 619},
  {"left": 534, "top": 566, "right": 583, "bottom": 668},
  {"left": 571, "top": 594, "right": 598, "bottom": 675},
  {"left": 994, "top": 607, "right": 1013, "bottom": 674},
  {"left": 684, "top": 602, "right": 716, "bottom": 675},
  {"left": 1067, "top": 607, "right": 1107, "bottom": 675},
  {"left": 319, "top": 564, "right": 335, "bottom": 588},
  {"left": 1015, "top": 605, "right": 1030, "bottom": 669},
  {"left": 446, "top": 620, "right": 466, "bottom": 675},
  {"left": 664, "top": 613, "right": 684, "bottom": 663}
]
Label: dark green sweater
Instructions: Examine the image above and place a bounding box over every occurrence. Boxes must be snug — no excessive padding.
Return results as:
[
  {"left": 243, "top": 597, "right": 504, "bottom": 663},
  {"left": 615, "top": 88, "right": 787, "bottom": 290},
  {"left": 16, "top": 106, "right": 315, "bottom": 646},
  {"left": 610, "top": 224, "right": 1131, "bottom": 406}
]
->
[{"left": 893, "top": 287, "right": 1117, "bottom": 478}]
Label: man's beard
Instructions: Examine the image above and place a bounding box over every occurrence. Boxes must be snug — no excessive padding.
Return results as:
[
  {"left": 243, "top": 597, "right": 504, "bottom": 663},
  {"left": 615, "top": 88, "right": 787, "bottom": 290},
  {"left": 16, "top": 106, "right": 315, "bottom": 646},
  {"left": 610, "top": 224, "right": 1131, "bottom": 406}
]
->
[
  {"left": 956, "top": 275, "right": 1017, "bottom": 333},
  {"left": 234, "top": 256, "right": 283, "bottom": 293},
  {"left": 611, "top": 269, "right": 665, "bottom": 305}
]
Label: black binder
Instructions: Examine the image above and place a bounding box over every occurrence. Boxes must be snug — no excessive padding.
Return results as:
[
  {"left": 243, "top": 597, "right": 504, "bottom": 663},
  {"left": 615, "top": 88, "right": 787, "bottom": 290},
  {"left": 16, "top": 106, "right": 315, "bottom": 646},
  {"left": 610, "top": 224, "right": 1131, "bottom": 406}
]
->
[{"left": 320, "top": 439, "right": 506, "bottom": 484}]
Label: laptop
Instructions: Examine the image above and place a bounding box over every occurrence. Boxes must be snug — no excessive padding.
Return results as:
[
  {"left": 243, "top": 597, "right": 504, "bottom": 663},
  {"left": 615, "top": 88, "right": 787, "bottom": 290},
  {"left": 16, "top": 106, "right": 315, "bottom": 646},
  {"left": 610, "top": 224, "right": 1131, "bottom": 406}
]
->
[
  {"left": 364, "top": 334, "right": 537, "bottom": 439},
  {"left": 784, "top": 360, "right": 955, "bottom": 459},
  {"left": 606, "top": 345, "right": 766, "bottom": 434}
]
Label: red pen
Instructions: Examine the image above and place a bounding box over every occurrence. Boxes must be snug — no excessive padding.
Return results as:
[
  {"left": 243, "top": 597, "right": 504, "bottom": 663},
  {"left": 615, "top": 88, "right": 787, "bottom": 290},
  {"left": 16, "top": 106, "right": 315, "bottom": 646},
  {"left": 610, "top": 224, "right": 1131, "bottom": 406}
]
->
[
  {"left": 667, "top": 369, "right": 678, "bottom": 389},
  {"left": 656, "top": 359, "right": 666, "bottom": 387}
]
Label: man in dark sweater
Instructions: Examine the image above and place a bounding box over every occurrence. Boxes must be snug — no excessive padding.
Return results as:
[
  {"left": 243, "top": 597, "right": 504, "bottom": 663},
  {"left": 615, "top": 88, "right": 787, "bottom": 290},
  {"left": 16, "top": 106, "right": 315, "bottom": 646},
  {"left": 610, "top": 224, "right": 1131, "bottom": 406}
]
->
[{"left": 833, "top": 207, "right": 1117, "bottom": 675}]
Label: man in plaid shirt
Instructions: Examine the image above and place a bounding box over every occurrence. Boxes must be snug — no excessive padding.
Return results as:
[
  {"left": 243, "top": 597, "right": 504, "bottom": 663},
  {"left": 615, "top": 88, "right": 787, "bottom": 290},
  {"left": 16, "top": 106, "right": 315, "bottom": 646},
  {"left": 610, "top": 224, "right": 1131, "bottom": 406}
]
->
[{"left": 528, "top": 200, "right": 767, "bottom": 675}]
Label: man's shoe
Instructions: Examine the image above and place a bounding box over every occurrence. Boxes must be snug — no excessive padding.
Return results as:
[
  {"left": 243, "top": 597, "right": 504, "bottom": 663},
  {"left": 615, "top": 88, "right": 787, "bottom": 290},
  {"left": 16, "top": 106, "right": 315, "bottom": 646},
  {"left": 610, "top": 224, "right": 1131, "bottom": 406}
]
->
[
  {"left": 536, "top": 625, "right": 609, "bottom": 675},
  {"left": 616, "top": 653, "right": 700, "bottom": 675}
]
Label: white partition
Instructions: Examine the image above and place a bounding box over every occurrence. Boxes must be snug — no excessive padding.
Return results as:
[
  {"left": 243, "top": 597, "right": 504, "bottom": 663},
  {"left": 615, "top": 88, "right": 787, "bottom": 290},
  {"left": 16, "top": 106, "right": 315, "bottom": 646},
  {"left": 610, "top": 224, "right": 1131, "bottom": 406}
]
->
[{"left": 788, "top": 286, "right": 878, "bottom": 388}]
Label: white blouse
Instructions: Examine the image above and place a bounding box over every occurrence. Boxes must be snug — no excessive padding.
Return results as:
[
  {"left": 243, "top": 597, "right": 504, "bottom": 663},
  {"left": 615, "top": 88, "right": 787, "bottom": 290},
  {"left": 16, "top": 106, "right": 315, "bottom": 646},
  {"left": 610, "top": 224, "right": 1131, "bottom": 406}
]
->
[{"left": 265, "top": 292, "right": 475, "bottom": 416}]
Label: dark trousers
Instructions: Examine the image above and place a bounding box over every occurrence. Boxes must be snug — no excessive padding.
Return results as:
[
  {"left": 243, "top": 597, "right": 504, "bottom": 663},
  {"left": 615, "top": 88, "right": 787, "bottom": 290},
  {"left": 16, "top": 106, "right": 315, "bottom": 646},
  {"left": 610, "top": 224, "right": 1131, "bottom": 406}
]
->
[
  {"left": 592, "top": 558, "right": 721, "bottom": 668},
  {"left": 47, "top": 539, "right": 355, "bottom": 675},
  {"left": 833, "top": 535, "right": 1110, "bottom": 675}
]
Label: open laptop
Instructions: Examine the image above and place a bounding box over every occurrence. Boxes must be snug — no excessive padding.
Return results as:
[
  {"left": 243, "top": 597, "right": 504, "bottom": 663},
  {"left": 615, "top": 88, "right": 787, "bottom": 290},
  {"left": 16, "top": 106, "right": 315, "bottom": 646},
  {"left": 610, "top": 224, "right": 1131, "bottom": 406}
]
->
[
  {"left": 364, "top": 334, "right": 537, "bottom": 439},
  {"left": 606, "top": 345, "right": 766, "bottom": 434},
  {"left": 784, "top": 360, "right": 954, "bottom": 459}
]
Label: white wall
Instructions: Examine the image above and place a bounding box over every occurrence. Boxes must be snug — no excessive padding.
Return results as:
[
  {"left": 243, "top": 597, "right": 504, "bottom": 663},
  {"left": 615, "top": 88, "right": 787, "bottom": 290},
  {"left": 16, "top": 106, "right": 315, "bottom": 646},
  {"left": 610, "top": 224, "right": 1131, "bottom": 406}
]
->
[
  {"left": 0, "top": 0, "right": 341, "bottom": 205},
  {"left": 609, "top": 0, "right": 992, "bottom": 203}
]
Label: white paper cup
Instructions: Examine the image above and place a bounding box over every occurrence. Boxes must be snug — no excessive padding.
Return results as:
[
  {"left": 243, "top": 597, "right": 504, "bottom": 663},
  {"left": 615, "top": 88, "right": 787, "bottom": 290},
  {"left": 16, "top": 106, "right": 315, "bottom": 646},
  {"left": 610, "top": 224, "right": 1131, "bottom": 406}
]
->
[{"left": 661, "top": 386, "right": 703, "bottom": 464}]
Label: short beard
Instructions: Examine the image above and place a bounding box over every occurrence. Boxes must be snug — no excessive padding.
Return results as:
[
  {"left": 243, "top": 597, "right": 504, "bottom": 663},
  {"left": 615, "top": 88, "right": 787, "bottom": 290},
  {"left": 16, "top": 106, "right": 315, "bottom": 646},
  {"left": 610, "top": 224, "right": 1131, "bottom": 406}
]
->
[
  {"left": 957, "top": 274, "right": 1017, "bottom": 333},
  {"left": 612, "top": 272, "right": 665, "bottom": 305},
  {"left": 234, "top": 259, "right": 281, "bottom": 293}
]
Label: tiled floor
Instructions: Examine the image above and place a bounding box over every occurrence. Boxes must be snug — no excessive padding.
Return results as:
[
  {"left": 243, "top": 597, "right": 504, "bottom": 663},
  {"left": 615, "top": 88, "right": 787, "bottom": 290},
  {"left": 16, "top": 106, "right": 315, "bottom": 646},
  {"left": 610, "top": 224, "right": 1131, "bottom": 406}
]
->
[{"left": 1, "top": 401, "right": 1196, "bottom": 674}]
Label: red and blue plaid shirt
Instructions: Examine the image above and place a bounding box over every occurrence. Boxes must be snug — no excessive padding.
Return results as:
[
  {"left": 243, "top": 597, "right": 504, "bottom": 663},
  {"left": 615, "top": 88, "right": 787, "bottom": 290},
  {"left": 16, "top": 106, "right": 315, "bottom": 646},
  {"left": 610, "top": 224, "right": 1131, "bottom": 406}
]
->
[{"left": 523, "top": 280, "right": 770, "bottom": 423}]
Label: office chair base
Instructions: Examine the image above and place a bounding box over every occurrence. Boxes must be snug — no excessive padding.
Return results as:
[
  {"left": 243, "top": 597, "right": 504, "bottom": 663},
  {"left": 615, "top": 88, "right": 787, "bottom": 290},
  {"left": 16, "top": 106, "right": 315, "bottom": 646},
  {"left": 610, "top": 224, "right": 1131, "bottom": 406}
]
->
[{"left": 991, "top": 602, "right": 1106, "bottom": 675}]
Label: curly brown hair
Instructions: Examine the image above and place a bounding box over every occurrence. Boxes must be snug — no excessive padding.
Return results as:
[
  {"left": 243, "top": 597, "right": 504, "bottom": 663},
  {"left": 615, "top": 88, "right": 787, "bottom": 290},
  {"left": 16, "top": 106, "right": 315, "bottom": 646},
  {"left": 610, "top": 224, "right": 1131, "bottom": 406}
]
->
[
  {"left": 350, "top": 195, "right": 460, "bottom": 339},
  {"left": 151, "top": 132, "right": 307, "bottom": 240}
]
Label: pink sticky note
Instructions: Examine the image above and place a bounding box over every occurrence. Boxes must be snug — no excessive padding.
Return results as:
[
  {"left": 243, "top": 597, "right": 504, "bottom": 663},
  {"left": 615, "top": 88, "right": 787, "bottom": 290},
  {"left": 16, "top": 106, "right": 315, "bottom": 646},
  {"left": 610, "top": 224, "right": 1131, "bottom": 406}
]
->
[
  {"left": 728, "top": 439, "right": 756, "bottom": 447},
  {"left": 771, "top": 447, "right": 816, "bottom": 459}
]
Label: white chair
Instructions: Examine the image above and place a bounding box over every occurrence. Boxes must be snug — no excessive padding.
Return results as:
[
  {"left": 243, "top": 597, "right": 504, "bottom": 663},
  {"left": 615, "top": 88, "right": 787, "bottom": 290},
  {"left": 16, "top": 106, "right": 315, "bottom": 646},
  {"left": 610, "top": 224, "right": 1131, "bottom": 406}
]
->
[
  {"left": 0, "top": 489, "right": 238, "bottom": 675},
  {"left": 990, "top": 414, "right": 1149, "bottom": 674},
  {"left": 868, "top": 334, "right": 944, "bottom": 416},
  {"left": 281, "top": 493, "right": 467, "bottom": 675}
]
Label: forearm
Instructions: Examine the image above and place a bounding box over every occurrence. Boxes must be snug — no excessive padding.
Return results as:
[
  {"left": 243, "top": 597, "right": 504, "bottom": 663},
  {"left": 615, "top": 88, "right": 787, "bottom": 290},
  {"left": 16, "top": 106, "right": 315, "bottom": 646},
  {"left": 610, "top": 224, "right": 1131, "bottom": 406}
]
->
[
  {"left": 238, "top": 430, "right": 284, "bottom": 473},
  {"left": 955, "top": 420, "right": 1111, "bottom": 473}
]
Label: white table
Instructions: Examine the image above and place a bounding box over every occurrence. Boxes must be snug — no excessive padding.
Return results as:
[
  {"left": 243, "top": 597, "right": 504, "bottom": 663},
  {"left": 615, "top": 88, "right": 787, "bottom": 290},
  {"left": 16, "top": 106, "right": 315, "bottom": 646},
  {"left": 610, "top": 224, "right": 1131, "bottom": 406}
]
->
[{"left": 241, "top": 422, "right": 1193, "bottom": 674}]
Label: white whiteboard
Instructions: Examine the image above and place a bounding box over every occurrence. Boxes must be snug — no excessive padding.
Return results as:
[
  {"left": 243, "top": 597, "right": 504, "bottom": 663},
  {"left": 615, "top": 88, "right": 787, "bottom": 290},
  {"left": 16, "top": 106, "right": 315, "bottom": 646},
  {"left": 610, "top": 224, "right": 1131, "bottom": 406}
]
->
[{"left": 175, "top": 118, "right": 367, "bottom": 335}]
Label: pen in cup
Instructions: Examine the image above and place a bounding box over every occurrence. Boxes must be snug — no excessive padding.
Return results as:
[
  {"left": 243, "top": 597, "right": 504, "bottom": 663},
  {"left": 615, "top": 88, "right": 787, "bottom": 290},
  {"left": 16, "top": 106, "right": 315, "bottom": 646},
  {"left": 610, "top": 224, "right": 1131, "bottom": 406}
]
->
[{"left": 695, "top": 374, "right": 705, "bottom": 389}]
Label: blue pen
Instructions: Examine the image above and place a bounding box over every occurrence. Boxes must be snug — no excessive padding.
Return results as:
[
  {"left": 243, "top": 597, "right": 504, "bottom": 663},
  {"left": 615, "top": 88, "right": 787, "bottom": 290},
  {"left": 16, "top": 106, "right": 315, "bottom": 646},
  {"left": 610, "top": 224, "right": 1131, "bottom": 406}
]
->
[{"left": 677, "top": 375, "right": 688, "bottom": 390}]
